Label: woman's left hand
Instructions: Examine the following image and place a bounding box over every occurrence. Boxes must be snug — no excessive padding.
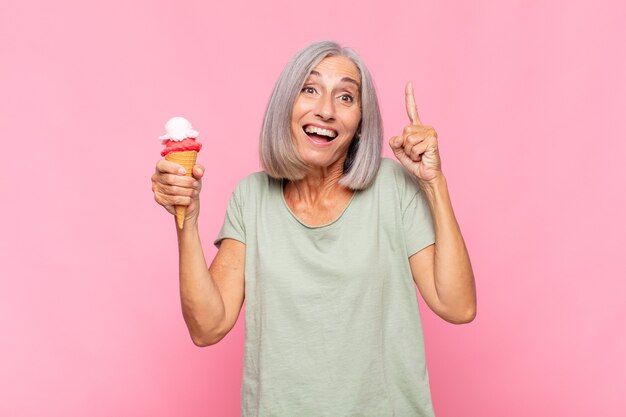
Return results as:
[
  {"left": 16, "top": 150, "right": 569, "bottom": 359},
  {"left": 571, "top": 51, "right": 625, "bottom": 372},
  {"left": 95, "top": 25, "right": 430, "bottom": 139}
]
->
[{"left": 389, "top": 82, "right": 442, "bottom": 184}]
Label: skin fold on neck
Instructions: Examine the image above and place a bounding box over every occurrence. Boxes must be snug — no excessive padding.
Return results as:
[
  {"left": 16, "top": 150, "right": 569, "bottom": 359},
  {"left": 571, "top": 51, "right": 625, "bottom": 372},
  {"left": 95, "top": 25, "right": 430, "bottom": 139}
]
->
[{"left": 283, "top": 156, "right": 354, "bottom": 226}]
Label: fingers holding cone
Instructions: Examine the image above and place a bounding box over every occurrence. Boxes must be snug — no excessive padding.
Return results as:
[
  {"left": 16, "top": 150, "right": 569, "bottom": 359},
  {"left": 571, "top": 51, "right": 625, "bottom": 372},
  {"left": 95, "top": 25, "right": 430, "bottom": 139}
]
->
[
  {"left": 165, "top": 150, "right": 198, "bottom": 228},
  {"left": 153, "top": 157, "right": 203, "bottom": 228}
]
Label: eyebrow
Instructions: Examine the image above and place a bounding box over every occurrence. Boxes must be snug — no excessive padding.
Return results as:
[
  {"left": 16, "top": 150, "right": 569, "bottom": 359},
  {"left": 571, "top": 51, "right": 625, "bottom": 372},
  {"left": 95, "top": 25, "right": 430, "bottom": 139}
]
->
[{"left": 309, "top": 70, "right": 361, "bottom": 87}]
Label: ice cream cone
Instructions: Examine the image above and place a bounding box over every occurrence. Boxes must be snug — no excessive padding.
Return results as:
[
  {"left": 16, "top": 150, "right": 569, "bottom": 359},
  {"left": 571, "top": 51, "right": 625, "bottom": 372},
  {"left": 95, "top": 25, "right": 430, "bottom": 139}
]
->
[{"left": 165, "top": 150, "right": 198, "bottom": 229}]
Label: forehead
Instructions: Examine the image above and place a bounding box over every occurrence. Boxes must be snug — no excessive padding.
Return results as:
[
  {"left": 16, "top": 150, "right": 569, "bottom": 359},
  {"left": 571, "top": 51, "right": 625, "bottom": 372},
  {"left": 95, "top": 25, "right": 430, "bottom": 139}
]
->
[{"left": 310, "top": 55, "right": 361, "bottom": 84}]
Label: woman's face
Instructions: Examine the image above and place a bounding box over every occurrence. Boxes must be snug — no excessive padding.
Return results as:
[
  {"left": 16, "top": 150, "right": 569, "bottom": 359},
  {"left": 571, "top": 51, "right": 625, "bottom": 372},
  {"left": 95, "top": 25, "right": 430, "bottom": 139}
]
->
[{"left": 290, "top": 55, "right": 362, "bottom": 173}]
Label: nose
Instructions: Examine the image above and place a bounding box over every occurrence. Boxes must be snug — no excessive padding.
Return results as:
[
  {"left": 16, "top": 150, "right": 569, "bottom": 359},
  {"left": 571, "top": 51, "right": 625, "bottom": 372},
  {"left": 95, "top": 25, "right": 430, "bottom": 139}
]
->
[{"left": 314, "top": 93, "right": 335, "bottom": 121}]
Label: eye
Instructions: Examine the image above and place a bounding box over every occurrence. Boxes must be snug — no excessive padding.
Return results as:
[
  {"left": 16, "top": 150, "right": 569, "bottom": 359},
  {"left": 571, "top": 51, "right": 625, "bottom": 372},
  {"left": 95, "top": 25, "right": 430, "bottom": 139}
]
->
[
  {"left": 339, "top": 94, "right": 354, "bottom": 103},
  {"left": 302, "top": 86, "right": 317, "bottom": 94}
]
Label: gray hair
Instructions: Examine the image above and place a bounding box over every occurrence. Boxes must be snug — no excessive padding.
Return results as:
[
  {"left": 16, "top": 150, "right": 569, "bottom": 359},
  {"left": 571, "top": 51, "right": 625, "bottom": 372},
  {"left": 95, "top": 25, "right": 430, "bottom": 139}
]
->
[{"left": 259, "top": 41, "right": 383, "bottom": 190}]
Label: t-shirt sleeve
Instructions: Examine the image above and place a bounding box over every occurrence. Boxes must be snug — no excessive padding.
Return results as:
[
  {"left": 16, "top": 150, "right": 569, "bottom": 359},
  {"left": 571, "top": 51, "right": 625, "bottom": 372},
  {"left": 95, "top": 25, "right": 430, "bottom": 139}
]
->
[
  {"left": 391, "top": 161, "right": 435, "bottom": 256},
  {"left": 214, "top": 182, "right": 246, "bottom": 247},
  {"left": 403, "top": 187, "right": 435, "bottom": 257}
]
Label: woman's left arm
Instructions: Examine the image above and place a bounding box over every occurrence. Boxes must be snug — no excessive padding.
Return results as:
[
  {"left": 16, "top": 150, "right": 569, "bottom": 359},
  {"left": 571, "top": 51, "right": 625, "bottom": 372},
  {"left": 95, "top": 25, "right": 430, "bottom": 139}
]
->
[{"left": 390, "top": 83, "right": 476, "bottom": 324}]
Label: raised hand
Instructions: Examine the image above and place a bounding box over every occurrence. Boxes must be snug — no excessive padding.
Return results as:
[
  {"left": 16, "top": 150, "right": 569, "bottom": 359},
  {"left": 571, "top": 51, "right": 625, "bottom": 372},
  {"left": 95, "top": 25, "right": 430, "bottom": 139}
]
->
[{"left": 389, "top": 82, "right": 442, "bottom": 184}]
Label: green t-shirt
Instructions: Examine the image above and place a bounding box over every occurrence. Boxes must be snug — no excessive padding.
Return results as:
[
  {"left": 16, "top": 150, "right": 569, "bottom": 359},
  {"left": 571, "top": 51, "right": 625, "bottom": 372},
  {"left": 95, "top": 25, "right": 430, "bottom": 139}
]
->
[{"left": 216, "top": 158, "right": 436, "bottom": 417}]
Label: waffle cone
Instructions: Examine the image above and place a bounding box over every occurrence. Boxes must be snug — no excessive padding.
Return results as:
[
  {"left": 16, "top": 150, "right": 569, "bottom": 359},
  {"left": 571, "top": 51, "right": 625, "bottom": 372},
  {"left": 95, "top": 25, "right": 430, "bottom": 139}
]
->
[{"left": 165, "top": 150, "right": 198, "bottom": 229}]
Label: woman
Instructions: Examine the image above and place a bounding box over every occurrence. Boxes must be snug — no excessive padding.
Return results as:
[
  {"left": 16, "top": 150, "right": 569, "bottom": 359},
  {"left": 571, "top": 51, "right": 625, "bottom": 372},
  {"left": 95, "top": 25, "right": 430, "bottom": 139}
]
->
[{"left": 152, "top": 41, "right": 476, "bottom": 416}]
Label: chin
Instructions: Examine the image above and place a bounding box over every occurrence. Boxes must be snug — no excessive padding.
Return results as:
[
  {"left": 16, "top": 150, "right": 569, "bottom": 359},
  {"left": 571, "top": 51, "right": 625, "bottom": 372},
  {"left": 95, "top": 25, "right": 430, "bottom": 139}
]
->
[{"left": 300, "top": 153, "right": 346, "bottom": 174}]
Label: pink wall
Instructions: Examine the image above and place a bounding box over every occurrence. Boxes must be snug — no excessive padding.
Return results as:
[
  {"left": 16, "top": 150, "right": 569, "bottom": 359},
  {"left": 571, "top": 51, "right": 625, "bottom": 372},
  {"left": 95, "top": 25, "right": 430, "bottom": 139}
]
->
[{"left": 1, "top": 0, "right": 624, "bottom": 416}]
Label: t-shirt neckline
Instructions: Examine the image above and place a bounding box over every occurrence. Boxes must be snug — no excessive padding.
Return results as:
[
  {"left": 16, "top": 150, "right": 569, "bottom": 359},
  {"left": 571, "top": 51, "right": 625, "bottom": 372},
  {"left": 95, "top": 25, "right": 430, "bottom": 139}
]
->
[{"left": 279, "top": 179, "right": 358, "bottom": 229}]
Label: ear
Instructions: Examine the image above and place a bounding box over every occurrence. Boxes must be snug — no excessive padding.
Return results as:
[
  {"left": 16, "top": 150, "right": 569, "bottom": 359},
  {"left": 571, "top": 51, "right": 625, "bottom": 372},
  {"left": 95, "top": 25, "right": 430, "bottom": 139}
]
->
[
  {"left": 344, "top": 134, "right": 361, "bottom": 173},
  {"left": 355, "top": 119, "right": 362, "bottom": 139}
]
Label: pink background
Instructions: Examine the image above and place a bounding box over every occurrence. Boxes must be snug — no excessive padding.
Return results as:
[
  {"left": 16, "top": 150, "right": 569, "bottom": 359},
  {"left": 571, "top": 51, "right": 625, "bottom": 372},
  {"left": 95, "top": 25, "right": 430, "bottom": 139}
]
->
[{"left": 1, "top": 0, "right": 625, "bottom": 416}]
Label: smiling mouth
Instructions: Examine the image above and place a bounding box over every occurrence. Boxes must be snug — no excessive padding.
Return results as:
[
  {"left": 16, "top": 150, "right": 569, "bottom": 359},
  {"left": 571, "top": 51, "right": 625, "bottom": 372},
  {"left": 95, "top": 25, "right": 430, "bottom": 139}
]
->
[{"left": 303, "top": 125, "right": 338, "bottom": 143}]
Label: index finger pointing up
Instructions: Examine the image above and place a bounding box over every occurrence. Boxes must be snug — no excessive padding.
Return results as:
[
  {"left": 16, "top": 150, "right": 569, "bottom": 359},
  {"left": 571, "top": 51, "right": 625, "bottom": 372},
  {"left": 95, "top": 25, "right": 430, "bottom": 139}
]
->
[{"left": 405, "top": 82, "right": 422, "bottom": 126}]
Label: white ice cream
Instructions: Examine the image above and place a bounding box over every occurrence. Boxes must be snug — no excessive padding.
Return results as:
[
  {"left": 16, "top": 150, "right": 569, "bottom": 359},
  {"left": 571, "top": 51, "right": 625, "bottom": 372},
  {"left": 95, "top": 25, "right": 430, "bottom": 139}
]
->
[{"left": 158, "top": 117, "right": 199, "bottom": 142}]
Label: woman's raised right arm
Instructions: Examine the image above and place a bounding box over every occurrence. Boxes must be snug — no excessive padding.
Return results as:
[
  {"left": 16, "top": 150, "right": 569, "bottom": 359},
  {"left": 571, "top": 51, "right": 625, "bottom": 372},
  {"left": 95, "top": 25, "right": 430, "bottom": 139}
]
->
[{"left": 152, "top": 159, "right": 245, "bottom": 346}]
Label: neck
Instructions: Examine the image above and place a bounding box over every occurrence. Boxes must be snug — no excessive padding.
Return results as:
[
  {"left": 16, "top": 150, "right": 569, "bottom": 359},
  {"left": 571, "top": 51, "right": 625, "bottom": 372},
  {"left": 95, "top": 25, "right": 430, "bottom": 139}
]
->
[{"left": 284, "top": 160, "right": 351, "bottom": 206}]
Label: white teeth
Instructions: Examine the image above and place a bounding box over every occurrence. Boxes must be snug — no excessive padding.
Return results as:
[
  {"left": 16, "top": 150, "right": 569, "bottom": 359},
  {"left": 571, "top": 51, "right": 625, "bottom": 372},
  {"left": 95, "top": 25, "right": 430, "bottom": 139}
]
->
[{"left": 304, "top": 125, "right": 337, "bottom": 138}]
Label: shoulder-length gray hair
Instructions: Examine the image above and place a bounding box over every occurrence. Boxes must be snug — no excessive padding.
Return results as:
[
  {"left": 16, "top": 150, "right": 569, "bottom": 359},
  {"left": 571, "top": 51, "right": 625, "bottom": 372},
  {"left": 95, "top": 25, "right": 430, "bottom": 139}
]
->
[{"left": 259, "top": 41, "right": 383, "bottom": 190}]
